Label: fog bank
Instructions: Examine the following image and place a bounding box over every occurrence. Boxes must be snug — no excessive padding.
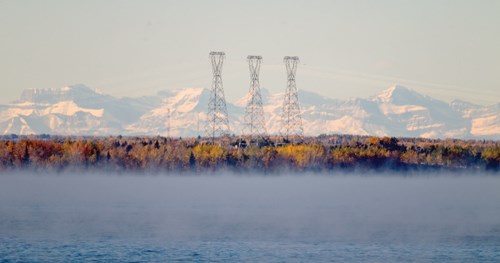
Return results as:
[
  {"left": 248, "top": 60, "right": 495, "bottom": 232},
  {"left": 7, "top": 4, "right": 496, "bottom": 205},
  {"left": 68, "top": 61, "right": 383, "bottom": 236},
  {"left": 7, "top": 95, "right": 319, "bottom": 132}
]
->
[{"left": 1, "top": 172, "right": 499, "bottom": 244}]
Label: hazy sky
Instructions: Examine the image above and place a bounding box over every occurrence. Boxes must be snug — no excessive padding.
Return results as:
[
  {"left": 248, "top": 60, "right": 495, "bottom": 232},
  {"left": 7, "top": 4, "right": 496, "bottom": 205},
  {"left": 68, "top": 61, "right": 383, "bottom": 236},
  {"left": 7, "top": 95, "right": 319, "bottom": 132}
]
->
[{"left": 1, "top": 0, "right": 499, "bottom": 105}]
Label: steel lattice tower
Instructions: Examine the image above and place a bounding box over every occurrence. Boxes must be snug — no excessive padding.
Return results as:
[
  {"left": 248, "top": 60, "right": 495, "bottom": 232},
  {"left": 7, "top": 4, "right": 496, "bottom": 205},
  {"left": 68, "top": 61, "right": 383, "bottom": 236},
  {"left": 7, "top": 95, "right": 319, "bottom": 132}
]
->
[
  {"left": 205, "top": 51, "right": 230, "bottom": 143},
  {"left": 280, "top": 56, "right": 303, "bottom": 141},
  {"left": 243, "top": 55, "right": 267, "bottom": 141}
]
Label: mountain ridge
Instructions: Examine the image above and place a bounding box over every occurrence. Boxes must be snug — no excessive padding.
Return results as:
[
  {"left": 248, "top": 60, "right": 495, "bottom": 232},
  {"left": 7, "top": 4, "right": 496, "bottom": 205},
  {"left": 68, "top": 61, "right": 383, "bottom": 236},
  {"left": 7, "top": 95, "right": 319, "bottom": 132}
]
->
[{"left": 1, "top": 84, "right": 498, "bottom": 140}]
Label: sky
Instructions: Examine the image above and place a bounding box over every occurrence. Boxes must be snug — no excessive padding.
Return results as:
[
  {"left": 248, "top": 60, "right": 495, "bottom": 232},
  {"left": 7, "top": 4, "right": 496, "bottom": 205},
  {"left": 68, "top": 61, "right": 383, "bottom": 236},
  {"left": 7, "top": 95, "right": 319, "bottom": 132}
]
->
[{"left": 0, "top": 0, "right": 499, "bottom": 105}]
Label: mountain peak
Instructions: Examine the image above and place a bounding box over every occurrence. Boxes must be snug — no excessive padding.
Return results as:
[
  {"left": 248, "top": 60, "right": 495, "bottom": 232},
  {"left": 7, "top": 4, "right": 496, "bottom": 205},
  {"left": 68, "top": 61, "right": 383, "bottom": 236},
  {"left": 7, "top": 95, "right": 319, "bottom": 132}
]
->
[
  {"left": 62, "top": 84, "right": 98, "bottom": 92},
  {"left": 27, "top": 84, "right": 94, "bottom": 94},
  {"left": 374, "top": 85, "right": 410, "bottom": 100},
  {"left": 388, "top": 84, "right": 412, "bottom": 94},
  {"left": 373, "top": 85, "right": 430, "bottom": 105},
  {"left": 19, "top": 84, "right": 103, "bottom": 104}
]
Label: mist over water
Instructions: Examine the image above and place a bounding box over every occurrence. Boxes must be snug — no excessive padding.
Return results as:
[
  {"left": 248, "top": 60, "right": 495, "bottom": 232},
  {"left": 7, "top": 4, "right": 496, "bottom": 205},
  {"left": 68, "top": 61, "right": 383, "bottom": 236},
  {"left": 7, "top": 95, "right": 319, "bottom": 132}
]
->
[{"left": 1, "top": 172, "right": 499, "bottom": 262}]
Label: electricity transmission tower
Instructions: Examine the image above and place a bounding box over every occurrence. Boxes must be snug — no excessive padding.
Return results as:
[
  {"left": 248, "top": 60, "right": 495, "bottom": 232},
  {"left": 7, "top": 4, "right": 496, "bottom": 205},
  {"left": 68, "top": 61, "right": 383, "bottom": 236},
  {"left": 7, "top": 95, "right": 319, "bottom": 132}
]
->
[
  {"left": 205, "top": 51, "right": 230, "bottom": 143},
  {"left": 243, "top": 55, "right": 267, "bottom": 142},
  {"left": 280, "top": 56, "right": 303, "bottom": 142}
]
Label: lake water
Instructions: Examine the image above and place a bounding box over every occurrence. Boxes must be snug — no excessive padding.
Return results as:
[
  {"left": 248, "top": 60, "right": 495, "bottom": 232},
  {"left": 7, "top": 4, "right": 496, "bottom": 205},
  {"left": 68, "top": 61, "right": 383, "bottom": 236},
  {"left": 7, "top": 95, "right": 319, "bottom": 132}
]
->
[{"left": 1, "top": 173, "right": 499, "bottom": 262}]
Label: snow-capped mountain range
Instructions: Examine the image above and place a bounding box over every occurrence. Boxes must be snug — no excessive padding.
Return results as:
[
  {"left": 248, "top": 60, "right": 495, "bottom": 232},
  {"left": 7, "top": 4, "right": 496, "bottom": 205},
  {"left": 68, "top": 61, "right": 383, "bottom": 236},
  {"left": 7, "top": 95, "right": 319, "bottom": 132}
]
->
[{"left": 1, "top": 84, "right": 498, "bottom": 139}]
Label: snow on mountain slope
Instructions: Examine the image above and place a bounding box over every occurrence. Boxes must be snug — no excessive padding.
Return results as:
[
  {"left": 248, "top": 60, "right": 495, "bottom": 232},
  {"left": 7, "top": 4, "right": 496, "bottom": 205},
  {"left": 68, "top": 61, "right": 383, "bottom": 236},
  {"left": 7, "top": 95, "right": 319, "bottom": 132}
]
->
[
  {"left": 472, "top": 114, "right": 500, "bottom": 136},
  {"left": 374, "top": 85, "right": 432, "bottom": 105},
  {"left": 0, "top": 116, "right": 36, "bottom": 135},
  {"left": 128, "top": 87, "right": 245, "bottom": 137},
  {"left": 0, "top": 84, "right": 498, "bottom": 139},
  {"left": 450, "top": 101, "right": 500, "bottom": 138},
  {"left": 370, "top": 85, "right": 469, "bottom": 138},
  {"left": 127, "top": 88, "right": 210, "bottom": 136},
  {"left": 235, "top": 88, "right": 270, "bottom": 107},
  {"left": 325, "top": 116, "right": 369, "bottom": 136},
  {"left": 1, "top": 85, "right": 161, "bottom": 135},
  {"left": 39, "top": 101, "right": 104, "bottom": 117}
]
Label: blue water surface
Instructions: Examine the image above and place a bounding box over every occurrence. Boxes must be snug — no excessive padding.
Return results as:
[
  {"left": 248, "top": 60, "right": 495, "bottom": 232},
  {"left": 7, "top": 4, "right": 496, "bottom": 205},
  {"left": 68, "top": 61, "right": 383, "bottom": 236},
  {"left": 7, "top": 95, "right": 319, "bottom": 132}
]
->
[{"left": 1, "top": 173, "right": 499, "bottom": 262}]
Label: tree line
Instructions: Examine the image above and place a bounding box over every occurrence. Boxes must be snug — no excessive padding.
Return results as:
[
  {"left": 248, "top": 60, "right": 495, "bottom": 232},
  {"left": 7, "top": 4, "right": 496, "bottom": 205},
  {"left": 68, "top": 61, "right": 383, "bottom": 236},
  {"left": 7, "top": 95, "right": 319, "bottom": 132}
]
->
[{"left": 0, "top": 134, "right": 499, "bottom": 173}]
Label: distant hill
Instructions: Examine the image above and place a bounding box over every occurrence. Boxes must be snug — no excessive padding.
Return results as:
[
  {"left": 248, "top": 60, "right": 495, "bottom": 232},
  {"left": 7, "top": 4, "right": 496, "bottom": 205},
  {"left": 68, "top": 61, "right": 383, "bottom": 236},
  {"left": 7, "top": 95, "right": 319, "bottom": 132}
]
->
[{"left": 0, "top": 84, "right": 498, "bottom": 139}]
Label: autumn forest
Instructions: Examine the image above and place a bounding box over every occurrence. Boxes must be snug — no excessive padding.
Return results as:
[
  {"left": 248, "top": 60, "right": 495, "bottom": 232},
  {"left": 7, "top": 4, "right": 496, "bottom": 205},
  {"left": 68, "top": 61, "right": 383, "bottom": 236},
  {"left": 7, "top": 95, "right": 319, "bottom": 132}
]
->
[{"left": 0, "top": 134, "right": 499, "bottom": 173}]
